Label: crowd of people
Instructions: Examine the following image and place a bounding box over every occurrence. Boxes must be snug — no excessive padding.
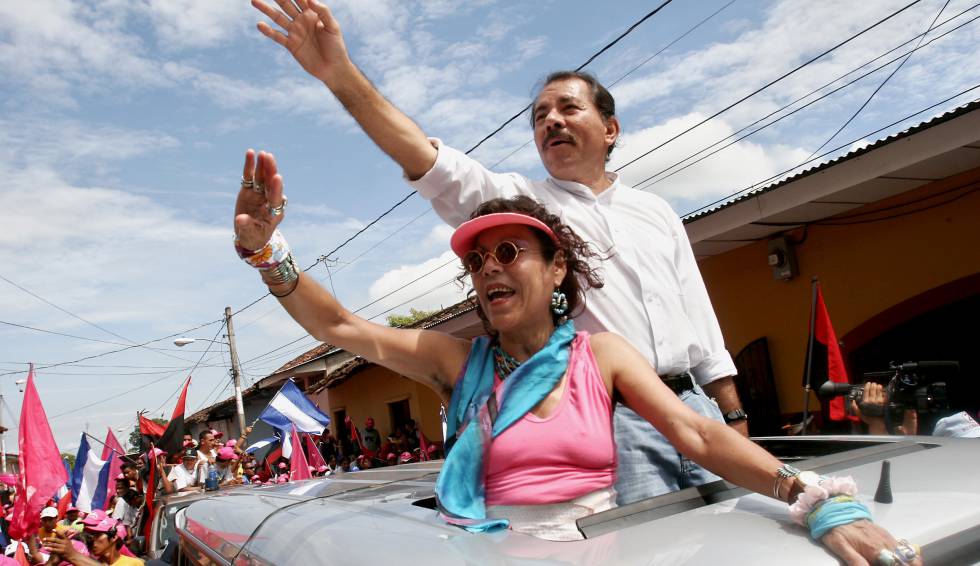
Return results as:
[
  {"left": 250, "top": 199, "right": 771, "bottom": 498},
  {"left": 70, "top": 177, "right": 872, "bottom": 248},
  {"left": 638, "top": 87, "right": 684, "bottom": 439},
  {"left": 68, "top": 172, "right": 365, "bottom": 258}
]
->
[{"left": 0, "top": 420, "right": 425, "bottom": 566}]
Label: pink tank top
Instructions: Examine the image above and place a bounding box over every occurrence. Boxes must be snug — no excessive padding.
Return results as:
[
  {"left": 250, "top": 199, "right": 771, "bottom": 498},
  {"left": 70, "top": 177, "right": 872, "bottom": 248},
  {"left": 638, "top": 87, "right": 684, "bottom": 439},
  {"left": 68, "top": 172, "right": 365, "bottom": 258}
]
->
[{"left": 485, "top": 332, "right": 616, "bottom": 506}]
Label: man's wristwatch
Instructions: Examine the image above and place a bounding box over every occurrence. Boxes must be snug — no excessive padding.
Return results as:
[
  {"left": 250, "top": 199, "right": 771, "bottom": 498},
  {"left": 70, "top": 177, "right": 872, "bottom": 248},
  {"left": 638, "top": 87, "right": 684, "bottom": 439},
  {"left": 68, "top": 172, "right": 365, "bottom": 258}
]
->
[{"left": 724, "top": 408, "right": 748, "bottom": 423}]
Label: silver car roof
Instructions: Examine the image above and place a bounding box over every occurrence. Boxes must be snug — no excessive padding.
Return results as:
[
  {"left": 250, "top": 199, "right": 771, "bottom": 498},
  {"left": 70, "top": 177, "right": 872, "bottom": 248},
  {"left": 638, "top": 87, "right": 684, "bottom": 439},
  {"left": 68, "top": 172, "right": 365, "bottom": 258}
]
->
[{"left": 178, "top": 437, "right": 980, "bottom": 565}]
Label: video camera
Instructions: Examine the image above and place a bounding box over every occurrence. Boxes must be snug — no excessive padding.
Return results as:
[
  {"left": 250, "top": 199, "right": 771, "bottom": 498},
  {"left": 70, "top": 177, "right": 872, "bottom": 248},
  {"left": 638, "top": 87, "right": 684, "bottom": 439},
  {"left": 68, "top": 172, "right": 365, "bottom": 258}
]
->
[{"left": 818, "top": 361, "right": 959, "bottom": 432}]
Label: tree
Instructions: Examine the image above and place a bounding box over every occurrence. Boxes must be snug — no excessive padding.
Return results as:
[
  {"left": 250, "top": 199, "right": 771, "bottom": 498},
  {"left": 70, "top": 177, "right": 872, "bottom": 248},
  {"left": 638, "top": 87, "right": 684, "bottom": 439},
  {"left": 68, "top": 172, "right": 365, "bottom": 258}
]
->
[
  {"left": 61, "top": 452, "right": 75, "bottom": 470},
  {"left": 128, "top": 418, "right": 167, "bottom": 452},
  {"left": 386, "top": 308, "right": 438, "bottom": 327}
]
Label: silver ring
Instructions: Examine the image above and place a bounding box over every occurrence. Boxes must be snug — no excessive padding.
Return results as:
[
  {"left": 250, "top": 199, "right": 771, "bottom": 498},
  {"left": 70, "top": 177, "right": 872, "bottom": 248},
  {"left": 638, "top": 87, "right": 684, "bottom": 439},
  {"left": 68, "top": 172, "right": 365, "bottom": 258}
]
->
[
  {"left": 895, "top": 540, "right": 919, "bottom": 563},
  {"left": 876, "top": 549, "right": 899, "bottom": 566},
  {"left": 268, "top": 196, "right": 287, "bottom": 217},
  {"left": 240, "top": 176, "right": 255, "bottom": 190}
]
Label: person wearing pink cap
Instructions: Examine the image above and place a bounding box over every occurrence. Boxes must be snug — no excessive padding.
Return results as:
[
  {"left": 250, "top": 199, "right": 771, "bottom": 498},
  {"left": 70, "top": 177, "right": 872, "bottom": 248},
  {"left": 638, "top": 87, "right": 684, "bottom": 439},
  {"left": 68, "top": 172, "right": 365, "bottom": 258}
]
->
[
  {"left": 45, "top": 516, "right": 143, "bottom": 566},
  {"left": 59, "top": 506, "right": 84, "bottom": 533},
  {"left": 233, "top": 168, "right": 912, "bottom": 559}
]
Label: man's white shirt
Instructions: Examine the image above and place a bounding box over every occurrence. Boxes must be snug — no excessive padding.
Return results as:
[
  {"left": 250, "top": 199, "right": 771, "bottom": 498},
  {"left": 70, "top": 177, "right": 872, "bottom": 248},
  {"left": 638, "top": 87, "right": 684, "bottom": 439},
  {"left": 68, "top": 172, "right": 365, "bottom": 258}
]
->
[
  {"left": 168, "top": 463, "right": 203, "bottom": 491},
  {"left": 408, "top": 139, "right": 736, "bottom": 384}
]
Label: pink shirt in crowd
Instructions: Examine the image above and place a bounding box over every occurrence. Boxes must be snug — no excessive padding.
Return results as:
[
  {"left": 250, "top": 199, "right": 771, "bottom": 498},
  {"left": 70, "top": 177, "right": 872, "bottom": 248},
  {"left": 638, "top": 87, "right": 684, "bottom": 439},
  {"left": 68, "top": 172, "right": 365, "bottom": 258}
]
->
[{"left": 485, "top": 332, "right": 616, "bottom": 506}]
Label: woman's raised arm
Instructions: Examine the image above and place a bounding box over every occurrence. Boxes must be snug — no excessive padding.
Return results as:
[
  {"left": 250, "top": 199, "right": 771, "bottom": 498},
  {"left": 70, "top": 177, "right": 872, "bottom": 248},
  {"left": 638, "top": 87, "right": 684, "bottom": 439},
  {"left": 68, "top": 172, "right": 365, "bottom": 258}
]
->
[{"left": 233, "top": 150, "right": 469, "bottom": 400}]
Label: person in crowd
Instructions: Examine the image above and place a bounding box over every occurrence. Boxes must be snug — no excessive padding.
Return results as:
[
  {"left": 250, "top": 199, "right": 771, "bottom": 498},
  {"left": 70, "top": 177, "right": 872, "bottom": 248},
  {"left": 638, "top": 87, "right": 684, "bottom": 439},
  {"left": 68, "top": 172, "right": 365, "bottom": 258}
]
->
[
  {"left": 326, "top": 455, "right": 339, "bottom": 474},
  {"left": 196, "top": 431, "right": 216, "bottom": 464},
  {"left": 44, "top": 516, "right": 143, "bottom": 566},
  {"left": 59, "top": 506, "right": 84, "bottom": 534},
  {"left": 252, "top": 0, "right": 750, "bottom": 506},
  {"left": 360, "top": 418, "right": 381, "bottom": 455},
  {"left": 38, "top": 506, "right": 67, "bottom": 540},
  {"left": 402, "top": 419, "right": 420, "bottom": 452},
  {"left": 231, "top": 158, "right": 918, "bottom": 563},
  {"left": 214, "top": 447, "right": 241, "bottom": 486},
  {"left": 166, "top": 448, "right": 203, "bottom": 494},
  {"left": 318, "top": 432, "right": 338, "bottom": 462},
  {"left": 181, "top": 434, "right": 196, "bottom": 450},
  {"left": 120, "top": 462, "right": 143, "bottom": 495},
  {"left": 241, "top": 458, "right": 257, "bottom": 483}
]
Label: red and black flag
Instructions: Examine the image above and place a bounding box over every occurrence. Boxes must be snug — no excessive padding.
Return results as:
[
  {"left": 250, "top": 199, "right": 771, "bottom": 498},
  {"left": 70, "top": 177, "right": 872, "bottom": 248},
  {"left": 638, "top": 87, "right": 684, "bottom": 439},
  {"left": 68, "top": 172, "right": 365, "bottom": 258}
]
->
[
  {"left": 803, "top": 285, "right": 855, "bottom": 421},
  {"left": 157, "top": 377, "right": 191, "bottom": 455}
]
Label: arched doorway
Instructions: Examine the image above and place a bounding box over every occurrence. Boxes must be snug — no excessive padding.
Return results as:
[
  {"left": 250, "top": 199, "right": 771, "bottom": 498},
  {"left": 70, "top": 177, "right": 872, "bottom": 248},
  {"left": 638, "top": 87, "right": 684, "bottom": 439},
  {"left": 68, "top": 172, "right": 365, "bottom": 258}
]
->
[{"left": 842, "top": 273, "right": 980, "bottom": 433}]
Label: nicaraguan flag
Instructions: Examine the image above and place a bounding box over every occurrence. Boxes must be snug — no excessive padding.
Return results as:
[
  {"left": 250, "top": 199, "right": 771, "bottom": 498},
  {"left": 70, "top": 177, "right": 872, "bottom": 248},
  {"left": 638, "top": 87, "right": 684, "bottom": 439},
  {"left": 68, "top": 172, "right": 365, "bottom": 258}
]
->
[
  {"left": 71, "top": 435, "right": 112, "bottom": 513},
  {"left": 258, "top": 380, "right": 330, "bottom": 434},
  {"left": 55, "top": 458, "right": 72, "bottom": 500},
  {"left": 244, "top": 436, "right": 280, "bottom": 461}
]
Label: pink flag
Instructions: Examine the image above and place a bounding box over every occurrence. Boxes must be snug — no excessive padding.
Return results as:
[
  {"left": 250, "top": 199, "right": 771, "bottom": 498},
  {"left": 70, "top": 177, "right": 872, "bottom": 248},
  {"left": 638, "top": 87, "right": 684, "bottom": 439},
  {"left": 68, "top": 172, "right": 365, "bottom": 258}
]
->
[
  {"left": 418, "top": 426, "right": 431, "bottom": 462},
  {"left": 102, "top": 427, "right": 126, "bottom": 507},
  {"left": 303, "top": 434, "right": 327, "bottom": 470},
  {"left": 288, "top": 426, "right": 311, "bottom": 481},
  {"left": 9, "top": 365, "right": 69, "bottom": 540}
]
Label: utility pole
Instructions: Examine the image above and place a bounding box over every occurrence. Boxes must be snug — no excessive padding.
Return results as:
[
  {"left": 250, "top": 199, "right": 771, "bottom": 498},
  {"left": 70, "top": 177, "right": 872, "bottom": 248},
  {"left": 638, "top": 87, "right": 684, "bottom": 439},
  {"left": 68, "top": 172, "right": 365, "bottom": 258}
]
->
[{"left": 225, "top": 306, "right": 246, "bottom": 436}]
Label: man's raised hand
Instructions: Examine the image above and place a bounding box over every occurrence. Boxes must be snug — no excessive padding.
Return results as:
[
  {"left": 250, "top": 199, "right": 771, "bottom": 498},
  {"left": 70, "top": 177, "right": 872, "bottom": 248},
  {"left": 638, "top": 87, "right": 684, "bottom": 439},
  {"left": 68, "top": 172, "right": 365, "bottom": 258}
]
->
[{"left": 252, "top": 0, "right": 350, "bottom": 84}]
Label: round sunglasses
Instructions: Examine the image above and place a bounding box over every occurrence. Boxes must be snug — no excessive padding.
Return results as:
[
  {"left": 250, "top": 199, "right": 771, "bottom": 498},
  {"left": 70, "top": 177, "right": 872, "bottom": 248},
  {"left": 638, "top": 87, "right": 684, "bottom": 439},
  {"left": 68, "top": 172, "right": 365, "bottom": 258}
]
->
[{"left": 462, "top": 241, "right": 530, "bottom": 273}]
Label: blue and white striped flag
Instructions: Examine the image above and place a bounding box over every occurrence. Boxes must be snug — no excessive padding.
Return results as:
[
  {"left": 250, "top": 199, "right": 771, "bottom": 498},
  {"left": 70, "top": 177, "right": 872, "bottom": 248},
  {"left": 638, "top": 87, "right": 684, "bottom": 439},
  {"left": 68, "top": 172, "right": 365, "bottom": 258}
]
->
[
  {"left": 71, "top": 435, "right": 112, "bottom": 513},
  {"left": 244, "top": 436, "right": 280, "bottom": 460},
  {"left": 258, "top": 380, "right": 330, "bottom": 434}
]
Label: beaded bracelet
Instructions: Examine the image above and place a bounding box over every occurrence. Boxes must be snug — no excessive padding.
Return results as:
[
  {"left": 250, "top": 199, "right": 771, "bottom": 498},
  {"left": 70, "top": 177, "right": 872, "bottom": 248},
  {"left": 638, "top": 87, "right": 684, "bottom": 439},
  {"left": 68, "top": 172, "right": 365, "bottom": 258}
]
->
[{"left": 235, "top": 229, "right": 299, "bottom": 286}]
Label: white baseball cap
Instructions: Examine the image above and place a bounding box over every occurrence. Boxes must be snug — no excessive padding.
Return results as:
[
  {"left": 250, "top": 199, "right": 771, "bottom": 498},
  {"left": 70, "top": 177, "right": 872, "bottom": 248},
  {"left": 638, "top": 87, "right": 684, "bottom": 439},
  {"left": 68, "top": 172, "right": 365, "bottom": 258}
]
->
[
  {"left": 40, "top": 506, "right": 58, "bottom": 519},
  {"left": 932, "top": 411, "right": 980, "bottom": 438}
]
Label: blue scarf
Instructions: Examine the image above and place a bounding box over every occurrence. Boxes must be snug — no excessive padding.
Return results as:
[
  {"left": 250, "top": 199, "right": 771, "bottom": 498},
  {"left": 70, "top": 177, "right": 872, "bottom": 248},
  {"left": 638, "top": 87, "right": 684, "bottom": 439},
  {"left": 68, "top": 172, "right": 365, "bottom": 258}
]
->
[{"left": 436, "top": 320, "right": 576, "bottom": 532}]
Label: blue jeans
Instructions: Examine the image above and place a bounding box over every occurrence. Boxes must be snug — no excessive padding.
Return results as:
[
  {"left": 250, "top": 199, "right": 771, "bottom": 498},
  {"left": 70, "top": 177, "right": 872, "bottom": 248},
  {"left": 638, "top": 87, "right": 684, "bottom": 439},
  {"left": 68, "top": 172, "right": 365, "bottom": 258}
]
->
[{"left": 613, "top": 382, "right": 723, "bottom": 505}]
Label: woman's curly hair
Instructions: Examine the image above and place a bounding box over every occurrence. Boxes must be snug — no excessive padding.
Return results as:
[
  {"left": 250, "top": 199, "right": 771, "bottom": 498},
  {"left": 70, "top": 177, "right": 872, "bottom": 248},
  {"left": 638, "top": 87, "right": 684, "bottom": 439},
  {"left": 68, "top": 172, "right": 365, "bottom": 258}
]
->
[{"left": 456, "top": 196, "right": 604, "bottom": 336}]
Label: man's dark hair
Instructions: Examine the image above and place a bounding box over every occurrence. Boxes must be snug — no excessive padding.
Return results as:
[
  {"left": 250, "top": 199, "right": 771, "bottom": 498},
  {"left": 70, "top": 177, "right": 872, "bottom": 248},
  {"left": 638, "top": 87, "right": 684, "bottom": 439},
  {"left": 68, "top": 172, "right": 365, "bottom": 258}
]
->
[
  {"left": 198, "top": 430, "right": 212, "bottom": 441},
  {"left": 532, "top": 70, "right": 618, "bottom": 159},
  {"left": 120, "top": 461, "right": 137, "bottom": 472}
]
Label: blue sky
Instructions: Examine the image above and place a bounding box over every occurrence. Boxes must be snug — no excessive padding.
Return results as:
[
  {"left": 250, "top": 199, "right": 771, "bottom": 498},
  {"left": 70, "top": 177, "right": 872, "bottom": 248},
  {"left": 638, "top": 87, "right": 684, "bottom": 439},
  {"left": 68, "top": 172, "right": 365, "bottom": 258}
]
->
[{"left": 2, "top": 0, "right": 978, "bottom": 452}]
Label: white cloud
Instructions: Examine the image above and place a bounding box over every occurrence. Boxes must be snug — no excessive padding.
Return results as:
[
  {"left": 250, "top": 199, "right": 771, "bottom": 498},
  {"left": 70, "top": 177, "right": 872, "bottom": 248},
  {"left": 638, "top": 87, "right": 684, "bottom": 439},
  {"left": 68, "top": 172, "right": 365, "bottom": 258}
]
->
[
  {"left": 610, "top": 112, "right": 809, "bottom": 203},
  {"left": 143, "top": 0, "right": 252, "bottom": 51},
  {"left": 365, "top": 251, "right": 468, "bottom": 320}
]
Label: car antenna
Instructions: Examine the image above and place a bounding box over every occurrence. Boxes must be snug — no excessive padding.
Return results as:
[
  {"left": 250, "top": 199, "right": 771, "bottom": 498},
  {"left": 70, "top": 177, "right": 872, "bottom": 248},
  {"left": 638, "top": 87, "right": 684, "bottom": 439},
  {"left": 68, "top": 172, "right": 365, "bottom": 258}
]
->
[{"left": 874, "top": 460, "right": 893, "bottom": 503}]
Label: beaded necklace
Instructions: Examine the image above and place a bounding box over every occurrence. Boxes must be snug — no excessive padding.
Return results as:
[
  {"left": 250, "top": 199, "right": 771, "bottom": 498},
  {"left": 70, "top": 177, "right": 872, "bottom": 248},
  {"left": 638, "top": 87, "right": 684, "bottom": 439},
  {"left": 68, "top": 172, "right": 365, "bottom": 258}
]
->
[{"left": 492, "top": 344, "right": 521, "bottom": 380}]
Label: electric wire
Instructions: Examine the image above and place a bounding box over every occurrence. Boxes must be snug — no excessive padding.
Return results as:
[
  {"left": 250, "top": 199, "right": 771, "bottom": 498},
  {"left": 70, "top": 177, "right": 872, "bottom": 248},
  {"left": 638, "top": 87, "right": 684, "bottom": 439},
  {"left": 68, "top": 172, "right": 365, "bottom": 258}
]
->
[
  {"left": 633, "top": 4, "right": 980, "bottom": 192},
  {"left": 612, "top": 0, "right": 926, "bottom": 174},
  {"left": 802, "top": 0, "right": 950, "bottom": 162},
  {"left": 47, "top": 322, "right": 226, "bottom": 421},
  {"left": 0, "top": 315, "right": 225, "bottom": 377},
  {"left": 0, "top": 273, "right": 196, "bottom": 364},
  {"left": 681, "top": 83, "right": 980, "bottom": 218}
]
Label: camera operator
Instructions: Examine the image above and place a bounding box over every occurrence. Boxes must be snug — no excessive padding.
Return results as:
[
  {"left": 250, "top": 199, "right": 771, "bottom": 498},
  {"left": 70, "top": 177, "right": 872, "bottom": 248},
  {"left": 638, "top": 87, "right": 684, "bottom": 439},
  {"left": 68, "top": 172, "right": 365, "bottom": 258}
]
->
[{"left": 849, "top": 382, "right": 918, "bottom": 436}]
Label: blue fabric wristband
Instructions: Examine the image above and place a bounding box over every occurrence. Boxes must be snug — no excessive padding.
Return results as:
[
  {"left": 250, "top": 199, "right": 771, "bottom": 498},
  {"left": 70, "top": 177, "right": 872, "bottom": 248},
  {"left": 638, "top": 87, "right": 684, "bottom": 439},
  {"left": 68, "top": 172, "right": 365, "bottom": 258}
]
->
[{"left": 807, "top": 497, "right": 873, "bottom": 539}]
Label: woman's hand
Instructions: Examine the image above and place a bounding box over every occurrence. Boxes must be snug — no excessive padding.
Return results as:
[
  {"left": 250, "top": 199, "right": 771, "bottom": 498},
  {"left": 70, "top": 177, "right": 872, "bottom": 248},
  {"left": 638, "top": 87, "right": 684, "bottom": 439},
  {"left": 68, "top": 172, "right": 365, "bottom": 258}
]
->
[
  {"left": 252, "top": 0, "right": 350, "bottom": 84},
  {"left": 822, "top": 520, "right": 922, "bottom": 566},
  {"left": 234, "top": 150, "right": 287, "bottom": 251}
]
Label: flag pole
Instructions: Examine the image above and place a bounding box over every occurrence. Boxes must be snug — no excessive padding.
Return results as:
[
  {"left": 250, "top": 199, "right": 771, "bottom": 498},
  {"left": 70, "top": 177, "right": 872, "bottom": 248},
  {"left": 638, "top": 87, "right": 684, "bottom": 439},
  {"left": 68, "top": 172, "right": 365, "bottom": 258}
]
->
[
  {"left": 801, "top": 276, "right": 819, "bottom": 436},
  {"left": 82, "top": 432, "right": 138, "bottom": 463}
]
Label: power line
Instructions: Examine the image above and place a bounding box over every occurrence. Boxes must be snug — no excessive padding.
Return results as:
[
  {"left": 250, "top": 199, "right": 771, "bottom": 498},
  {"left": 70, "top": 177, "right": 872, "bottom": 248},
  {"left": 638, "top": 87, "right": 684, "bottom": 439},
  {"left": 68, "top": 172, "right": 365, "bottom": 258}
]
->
[
  {"left": 633, "top": 4, "right": 980, "bottom": 192},
  {"left": 612, "top": 0, "right": 926, "bottom": 174},
  {"left": 0, "top": 315, "right": 224, "bottom": 377},
  {"left": 0, "top": 273, "right": 195, "bottom": 364},
  {"left": 681, "top": 83, "right": 980, "bottom": 218},
  {"left": 803, "top": 0, "right": 950, "bottom": 162}
]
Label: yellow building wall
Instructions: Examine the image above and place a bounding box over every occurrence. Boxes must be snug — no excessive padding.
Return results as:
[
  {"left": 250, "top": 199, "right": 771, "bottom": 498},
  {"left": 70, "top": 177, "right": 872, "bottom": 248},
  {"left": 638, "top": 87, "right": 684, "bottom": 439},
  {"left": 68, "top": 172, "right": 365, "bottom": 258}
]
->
[
  {"left": 698, "top": 170, "right": 980, "bottom": 414},
  {"left": 311, "top": 365, "right": 446, "bottom": 443}
]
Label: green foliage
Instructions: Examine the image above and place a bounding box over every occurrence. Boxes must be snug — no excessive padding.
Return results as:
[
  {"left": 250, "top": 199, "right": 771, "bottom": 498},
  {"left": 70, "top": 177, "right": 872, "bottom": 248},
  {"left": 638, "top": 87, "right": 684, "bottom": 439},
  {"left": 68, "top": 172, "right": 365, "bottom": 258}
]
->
[
  {"left": 61, "top": 452, "right": 75, "bottom": 469},
  {"left": 386, "top": 308, "right": 438, "bottom": 327}
]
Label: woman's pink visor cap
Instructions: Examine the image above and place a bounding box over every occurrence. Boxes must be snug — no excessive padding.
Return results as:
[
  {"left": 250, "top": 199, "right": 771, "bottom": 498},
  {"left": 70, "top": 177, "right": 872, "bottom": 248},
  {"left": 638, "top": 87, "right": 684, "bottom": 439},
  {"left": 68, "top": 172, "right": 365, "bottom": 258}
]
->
[{"left": 450, "top": 213, "right": 558, "bottom": 258}]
